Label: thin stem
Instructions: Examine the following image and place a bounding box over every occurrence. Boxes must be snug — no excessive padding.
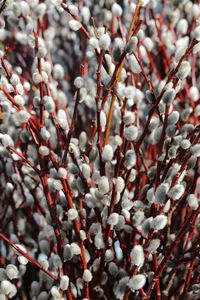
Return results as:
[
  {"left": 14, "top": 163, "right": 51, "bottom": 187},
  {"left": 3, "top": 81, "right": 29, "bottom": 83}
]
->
[
  {"left": 144, "top": 211, "right": 198, "bottom": 299},
  {"left": 0, "top": 233, "right": 58, "bottom": 280}
]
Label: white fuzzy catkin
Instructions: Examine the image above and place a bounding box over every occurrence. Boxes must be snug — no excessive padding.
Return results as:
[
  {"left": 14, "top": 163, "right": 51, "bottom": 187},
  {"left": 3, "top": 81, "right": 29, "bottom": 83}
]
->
[
  {"left": 162, "top": 89, "right": 176, "bottom": 104},
  {"left": 40, "top": 127, "right": 50, "bottom": 143},
  {"left": 51, "top": 287, "right": 60, "bottom": 299},
  {"left": 98, "top": 176, "right": 109, "bottom": 193},
  {"left": 16, "top": 83, "right": 24, "bottom": 95},
  {"left": 53, "top": 254, "right": 62, "bottom": 268},
  {"left": 102, "top": 144, "right": 114, "bottom": 162},
  {"left": 129, "top": 54, "right": 141, "bottom": 73},
  {"left": 108, "top": 262, "right": 119, "bottom": 276},
  {"left": 181, "top": 107, "right": 192, "bottom": 122},
  {"left": 112, "top": 3, "right": 122, "bottom": 16},
  {"left": 168, "top": 184, "right": 185, "bottom": 200},
  {"left": 124, "top": 126, "right": 138, "bottom": 141},
  {"left": 10, "top": 74, "right": 20, "bottom": 85},
  {"left": 14, "top": 95, "right": 25, "bottom": 106},
  {"left": 31, "top": 281, "right": 40, "bottom": 295},
  {"left": 64, "top": 245, "right": 73, "bottom": 261},
  {"left": 146, "top": 90, "right": 155, "bottom": 103},
  {"left": 99, "top": 34, "right": 111, "bottom": 50},
  {"left": 195, "top": 105, "right": 200, "bottom": 116},
  {"left": 175, "top": 47, "right": 186, "bottom": 62},
  {"left": 58, "top": 167, "right": 67, "bottom": 179},
  {"left": 107, "top": 213, "right": 119, "bottom": 226},
  {"left": 39, "top": 240, "right": 50, "bottom": 255},
  {"left": 152, "top": 215, "right": 167, "bottom": 231},
  {"left": 53, "top": 179, "right": 63, "bottom": 191},
  {"left": 79, "top": 131, "right": 88, "bottom": 149},
  {"left": 147, "top": 239, "right": 160, "bottom": 254},
  {"left": 18, "top": 110, "right": 30, "bottom": 123},
  {"left": 82, "top": 269, "right": 92, "bottom": 282},
  {"left": 132, "top": 211, "right": 144, "bottom": 226},
  {"left": 115, "top": 276, "right": 129, "bottom": 299},
  {"left": 38, "top": 254, "right": 49, "bottom": 270},
  {"left": 74, "top": 76, "right": 84, "bottom": 89},
  {"left": 140, "top": 45, "right": 149, "bottom": 64},
  {"left": 69, "top": 20, "right": 81, "bottom": 31},
  {"left": 193, "top": 25, "right": 200, "bottom": 41},
  {"left": 33, "top": 72, "right": 42, "bottom": 84},
  {"left": 37, "top": 291, "right": 48, "bottom": 300},
  {"left": 180, "top": 139, "right": 191, "bottom": 149},
  {"left": 81, "top": 6, "right": 90, "bottom": 23},
  {"left": 100, "top": 110, "right": 107, "bottom": 130},
  {"left": 128, "top": 274, "right": 146, "bottom": 290},
  {"left": 1, "top": 280, "right": 17, "bottom": 298},
  {"left": 125, "top": 37, "right": 138, "bottom": 53},
  {"left": 6, "top": 264, "right": 19, "bottom": 280},
  {"left": 123, "top": 150, "right": 136, "bottom": 169},
  {"left": 187, "top": 194, "right": 199, "bottom": 210},
  {"left": 1, "top": 134, "right": 14, "bottom": 147},
  {"left": 124, "top": 86, "right": 135, "bottom": 99},
  {"left": 123, "top": 111, "right": 135, "bottom": 125},
  {"left": 105, "top": 249, "right": 114, "bottom": 262},
  {"left": 18, "top": 255, "right": 28, "bottom": 265},
  {"left": 94, "top": 233, "right": 105, "bottom": 250},
  {"left": 80, "top": 230, "right": 86, "bottom": 240},
  {"left": 177, "top": 61, "right": 191, "bottom": 79},
  {"left": 0, "top": 269, "right": 7, "bottom": 281},
  {"left": 143, "top": 37, "right": 154, "bottom": 51},
  {"left": 53, "top": 64, "right": 64, "bottom": 80},
  {"left": 115, "top": 177, "right": 125, "bottom": 193},
  {"left": 68, "top": 4, "right": 78, "bottom": 16},
  {"left": 81, "top": 164, "right": 91, "bottom": 179},
  {"left": 89, "top": 37, "right": 99, "bottom": 48},
  {"left": 189, "top": 86, "right": 199, "bottom": 101},
  {"left": 142, "top": 217, "right": 153, "bottom": 236},
  {"left": 71, "top": 243, "right": 81, "bottom": 255},
  {"left": 167, "top": 110, "right": 180, "bottom": 125},
  {"left": 39, "top": 146, "right": 50, "bottom": 156},
  {"left": 191, "top": 144, "right": 200, "bottom": 157},
  {"left": 130, "top": 245, "right": 144, "bottom": 267},
  {"left": 67, "top": 208, "right": 78, "bottom": 220},
  {"left": 155, "top": 183, "right": 169, "bottom": 204},
  {"left": 60, "top": 275, "right": 69, "bottom": 290},
  {"left": 177, "top": 19, "right": 188, "bottom": 34}
]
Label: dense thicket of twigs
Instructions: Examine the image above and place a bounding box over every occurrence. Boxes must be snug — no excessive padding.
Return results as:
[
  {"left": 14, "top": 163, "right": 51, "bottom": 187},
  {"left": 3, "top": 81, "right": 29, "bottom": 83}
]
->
[{"left": 0, "top": 0, "right": 200, "bottom": 299}]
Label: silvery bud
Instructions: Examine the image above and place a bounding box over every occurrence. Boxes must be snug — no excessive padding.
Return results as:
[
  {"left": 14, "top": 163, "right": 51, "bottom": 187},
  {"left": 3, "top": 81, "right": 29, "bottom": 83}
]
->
[
  {"left": 82, "top": 269, "right": 92, "bottom": 282},
  {"left": 128, "top": 274, "right": 146, "bottom": 290},
  {"left": 125, "top": 37, "right": 138, "bottom": 53},
  {"left": 124, "top": 126, "right": 138, "bottom": 141},
  {"left": 1, "top": 281, "right": 17, "bottom": 298},
  {"left": 130, "top": 245, "right": 144, "bottom": 267},
  {"left": 69, "top": 20, "right": 81, "bottom": 31},
  {"left": 60, "top": 275, "right": 69, "bottom": 290},
  {"left": 162, "top": 89, "right": 176, "bottom": 104},
  {"left": 6, "top": 264, "right": 19, "bottom": 280},
  {"left": 177, "top": 61, "right": 191, "bottom": 79},
  {"left": 191, "top": 144, "right": 200, "bottom": 157},
  {"left": 152, "top": 215, "right": 167, "bottom": 231},
  {"left": 124, "top": 150, "right": 136, "bottom": 169},
  {"left": 102, "top": 145, "right": 114, "bottom": 162},
  {"left": 187, "top": 194, "right": 199, "bottom": 210},
  {"left": 168, "top": 184, "right": 185, "bottom": 200},
  {"left": 147, "top": 239, "right": 160, "bottom": 254}
]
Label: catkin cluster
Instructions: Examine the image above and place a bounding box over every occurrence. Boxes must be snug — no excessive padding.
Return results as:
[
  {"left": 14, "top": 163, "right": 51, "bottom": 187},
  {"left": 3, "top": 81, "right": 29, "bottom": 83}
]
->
[{"left": 0, "top": 0, "right": 200, "bottom": 299}]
